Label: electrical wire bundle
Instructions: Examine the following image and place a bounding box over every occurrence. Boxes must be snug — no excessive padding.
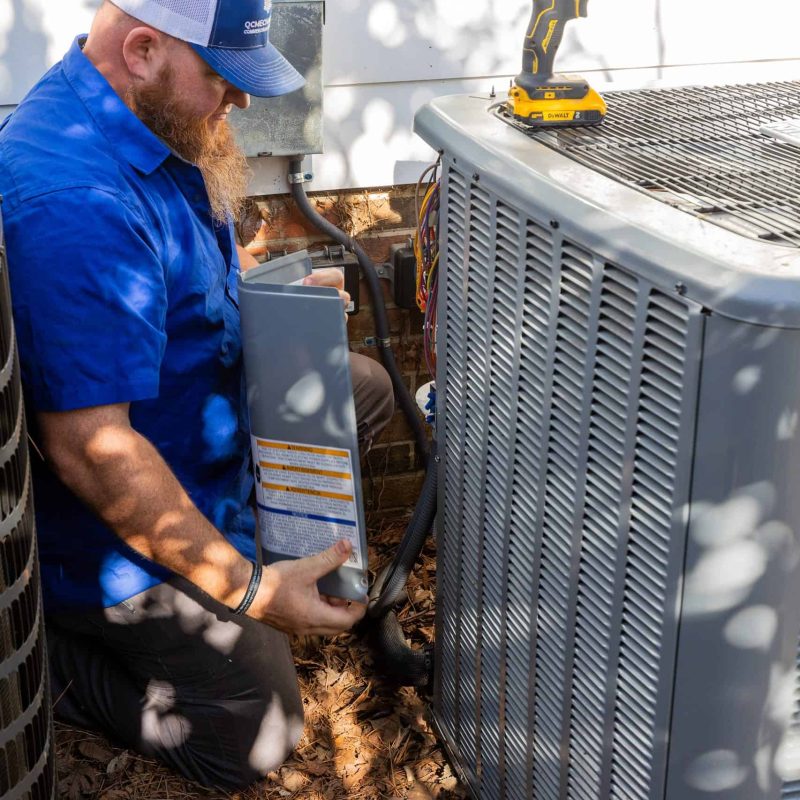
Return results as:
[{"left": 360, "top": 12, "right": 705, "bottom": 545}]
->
[{"left": 414, "top": 161, "right": 440, "bottom": 377}]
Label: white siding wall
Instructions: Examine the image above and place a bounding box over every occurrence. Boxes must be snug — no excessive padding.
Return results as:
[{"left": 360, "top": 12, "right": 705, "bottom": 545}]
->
[{"left": 2, "top": 0, "right": 800, "bottom": 194}]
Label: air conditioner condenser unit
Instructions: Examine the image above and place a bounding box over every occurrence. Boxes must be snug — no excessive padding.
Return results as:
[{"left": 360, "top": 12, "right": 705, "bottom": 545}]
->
[
  {"left": 414, "top": 81, "right": 800, "bottom": 800},
  {"left": 0, "top": 208, "right": 55, "bottom": 800}
]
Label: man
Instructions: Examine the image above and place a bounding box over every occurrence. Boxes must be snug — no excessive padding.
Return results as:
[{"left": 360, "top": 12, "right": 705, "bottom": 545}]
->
[{"left": 0, "top": 0, "right": 393, "bottom": 789}]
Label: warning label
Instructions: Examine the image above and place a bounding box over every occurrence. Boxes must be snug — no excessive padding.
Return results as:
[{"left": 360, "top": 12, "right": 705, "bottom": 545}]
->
[{"left": 251, "top": 437, "right": 363, "bottom": 570}]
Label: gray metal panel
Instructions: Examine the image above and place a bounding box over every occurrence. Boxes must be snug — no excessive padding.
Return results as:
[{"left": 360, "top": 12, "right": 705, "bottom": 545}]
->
[
  {"left": 433, "top": 165, "right": 468, "bottom": 768},
  {"left": 666, "top": 318, "right": 800, "bottom": 800},
  {"left": 608, "top": 290, "right": 702, "bottom": 800},
  {"left": 567, "top": 265, "right": 637, "bottom": 800},
  {"left": 507, "top": 214, "right": 556, "bottom": 800},
  {"left": 241, "top": 249, "right": 311, "bottom": 284},
  {"left": 422, "top": 84, "right": 800, "bottom": 800},
  {"left": 237, "top": 278, "right": 368, "bottom": 603},
  {"left": 454, "top": 178, "right": 491, "bottom": 784},
  {"left": 230, "top": 1, "right": 323, "bottom": 157},
  {"left": 432, "top": 155, "right": 704, "bottom": 800},
  {"left": 414, "top": 95, "right": 800, "bottom": 329}
]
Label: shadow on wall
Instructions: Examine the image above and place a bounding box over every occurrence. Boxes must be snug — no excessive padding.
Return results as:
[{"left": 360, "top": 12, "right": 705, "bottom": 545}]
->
[
  {"left": 322, "top": 0, "right": 676, "bottom": 188},
  {"left": 320, "top": 0, "right": 528, "bottom": 188},
  {"left": 0, "top": 0, "right": 50, "bottom": 106},
  {"left": 0, "top": 0, "right": 101, "bottom": 107}
]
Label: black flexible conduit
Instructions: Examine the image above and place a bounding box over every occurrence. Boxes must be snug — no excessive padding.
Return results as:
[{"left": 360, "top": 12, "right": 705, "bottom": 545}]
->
[
  {"left": 365, "top": 440, "right": 437, "bottom": 688},
  {"left": 288, "top": 160, "right": 429, "bottom": 468},
  {"left": 367, "top": 440, "right": 438, "bottom": 619},
  {"left": 288, "top": 161, "right": 436, "bottom": 688}
]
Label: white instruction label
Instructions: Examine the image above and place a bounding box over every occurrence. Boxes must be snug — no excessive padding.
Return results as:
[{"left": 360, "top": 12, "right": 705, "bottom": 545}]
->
[{"left": 250, "top": 436, "right": 364, "bottom": 570}]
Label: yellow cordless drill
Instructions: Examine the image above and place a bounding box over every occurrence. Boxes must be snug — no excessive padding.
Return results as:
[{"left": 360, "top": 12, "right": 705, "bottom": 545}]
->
[{"left": 508, "top": 0, "right": 606, "bottom": 127}]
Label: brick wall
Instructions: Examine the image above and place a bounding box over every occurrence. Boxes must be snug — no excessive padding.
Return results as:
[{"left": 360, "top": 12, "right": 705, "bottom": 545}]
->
[{"left": 236, "top": 184, "right": 432, "bottom": 522}]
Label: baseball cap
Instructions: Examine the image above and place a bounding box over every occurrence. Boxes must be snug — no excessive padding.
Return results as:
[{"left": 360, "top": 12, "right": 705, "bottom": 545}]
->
[{"left": 111, "top": 0, "right": 306, "bottom": 97}]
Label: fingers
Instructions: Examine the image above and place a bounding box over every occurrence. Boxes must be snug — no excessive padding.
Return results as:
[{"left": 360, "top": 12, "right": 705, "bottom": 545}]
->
[
  {"left": 303, "top": 267, "right": 344, "bottom": 290},
  {"left": 306, "top": 599, "right": 366, "bottom": 635},
  {"left": 321, "top": 594, "right": 349, "bottom": 608},
  {"left": 302, "top": 539, "right": 354, "bottom": 581},
  {"left": 301, "top": 269, "right": 350, "bottom": 313},
  {"left": 252, "top": 542, "right": 364, "bottom": 636}
]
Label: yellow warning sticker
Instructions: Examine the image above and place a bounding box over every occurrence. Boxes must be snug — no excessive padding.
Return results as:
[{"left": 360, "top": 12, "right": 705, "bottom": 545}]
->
[{"left": 251, "top": 436, "right": 363, "bottom": 569}]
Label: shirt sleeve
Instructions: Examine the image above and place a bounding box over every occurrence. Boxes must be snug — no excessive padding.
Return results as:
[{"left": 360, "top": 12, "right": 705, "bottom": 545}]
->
[{"left": 4, "top": 187, "right": 168, "bottom": 411}]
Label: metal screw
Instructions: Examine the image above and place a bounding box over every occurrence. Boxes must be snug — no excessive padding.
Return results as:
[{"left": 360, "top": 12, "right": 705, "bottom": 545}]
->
[
  {"left": 434, "top": 454, "right": 441, "bottom": 463},
  {"left": 550, "top": 220, "right": 560, "bottom": 229},
  {"left": 675, "top": 282, "right": 687, "bottom": 296},
  {"left": 472, "top": 173, "right": 480, "bottom": 182}
]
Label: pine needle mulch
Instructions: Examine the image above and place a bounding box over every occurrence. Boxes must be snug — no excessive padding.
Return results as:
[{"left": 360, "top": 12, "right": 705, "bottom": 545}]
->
[{"left": 54, "top": 520, "right": 469, "bottom": 799}]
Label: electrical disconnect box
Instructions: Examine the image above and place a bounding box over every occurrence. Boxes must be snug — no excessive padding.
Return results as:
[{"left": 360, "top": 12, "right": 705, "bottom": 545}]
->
[
  {"left": 230, "top": 0, "right": 324, "bottom": 157},
  {"left": 391, "top": 243, "right": 419, "bottom": 310}
]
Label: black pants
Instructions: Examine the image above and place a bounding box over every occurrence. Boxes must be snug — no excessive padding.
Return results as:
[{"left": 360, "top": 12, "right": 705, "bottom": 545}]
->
[{"left": 47, "top": 352, "right": 394, "bottom": 790}]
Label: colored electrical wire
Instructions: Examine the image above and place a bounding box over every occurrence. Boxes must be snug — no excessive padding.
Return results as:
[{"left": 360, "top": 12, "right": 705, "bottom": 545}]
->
[{"left": 413, "top": 160, "right": 441, "bottom": 376}]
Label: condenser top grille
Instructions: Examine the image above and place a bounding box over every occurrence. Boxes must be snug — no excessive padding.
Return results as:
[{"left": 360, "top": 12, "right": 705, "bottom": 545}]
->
[{"left": 496, "top": 81, "right": 800, "bottom": 248}]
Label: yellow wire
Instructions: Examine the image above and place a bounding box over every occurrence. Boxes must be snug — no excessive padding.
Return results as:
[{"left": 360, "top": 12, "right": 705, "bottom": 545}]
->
[{"left": 415, "top": 181, "right": 439, "bottom": 312}]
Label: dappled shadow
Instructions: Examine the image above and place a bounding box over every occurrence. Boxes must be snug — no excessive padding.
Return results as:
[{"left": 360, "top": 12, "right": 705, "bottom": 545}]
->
[
  {"left": 0, "top": 0, "right": 49, "bottom": 105},
  {"left": 314, "top": 0, "right": 625, "bottom": 189},
  {"left": 48, "top": 572, "right": 304, "bottom": 790},
  {"left": 52, "top": 520, "right": 466, "bottom": 799}
]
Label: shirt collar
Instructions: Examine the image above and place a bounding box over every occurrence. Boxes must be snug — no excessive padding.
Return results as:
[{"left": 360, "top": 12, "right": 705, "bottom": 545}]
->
[{"left": 62, "top": 36, "right": 171, "bottom": 176}]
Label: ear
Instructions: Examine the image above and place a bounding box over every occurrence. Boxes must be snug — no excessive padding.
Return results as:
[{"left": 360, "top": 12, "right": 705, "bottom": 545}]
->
[{"left": 121, "top": 26, "right": 169, "bottom": 82}]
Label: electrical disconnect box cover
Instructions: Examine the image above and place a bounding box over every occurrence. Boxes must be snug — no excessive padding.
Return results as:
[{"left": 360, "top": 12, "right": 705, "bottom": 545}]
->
[
  {"left": 238, "top": 253, "right": 368, "bottom": 603},
  {"left": 230, "top": 1, "right": 324, "bottom": 157}
]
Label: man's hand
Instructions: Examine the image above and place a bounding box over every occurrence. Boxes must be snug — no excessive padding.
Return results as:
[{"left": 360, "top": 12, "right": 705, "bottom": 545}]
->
[
  {"left": 249, "top": 539, "right": 365, "bottom": 636},
  {"left": 303, "top": 267, "right": 351, "bottom": 315}
]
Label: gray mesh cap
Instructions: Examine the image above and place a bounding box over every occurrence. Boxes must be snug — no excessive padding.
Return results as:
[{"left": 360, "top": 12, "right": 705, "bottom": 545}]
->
[{"left": 111, "top": 0, "right": 305, "bottom": 97}]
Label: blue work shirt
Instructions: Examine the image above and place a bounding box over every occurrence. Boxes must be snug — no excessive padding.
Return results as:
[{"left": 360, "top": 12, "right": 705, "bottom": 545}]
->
[{"left": 0, "top": 38, "right": 257, "bottom": 610}]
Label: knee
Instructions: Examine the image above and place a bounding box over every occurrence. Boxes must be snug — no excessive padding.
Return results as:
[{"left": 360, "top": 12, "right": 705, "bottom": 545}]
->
[
  {"left": 169, "top": 649, "right": 305, "bottom": 792},
  {"left": 195, "top": 698, "right": 305, "bottom": 791},
  {"left": 243, "top": 696, "right": 305, "bottom": 784},
  {"left": 369, "top": 361, "right": 395, "bottom": 435},
  {"left": 350, "top": 353, "right": 395, "bottom": 449}
]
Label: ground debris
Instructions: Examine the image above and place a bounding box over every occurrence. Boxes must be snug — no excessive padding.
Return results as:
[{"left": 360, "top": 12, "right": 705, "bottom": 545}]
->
[{"left": 55, "top": 519, "right": 467, "bottom": 799}]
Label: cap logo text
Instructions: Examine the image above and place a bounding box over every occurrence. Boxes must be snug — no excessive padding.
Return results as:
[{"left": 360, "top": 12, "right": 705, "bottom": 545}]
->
[{"left": 244, "top": 12, "right": 271, "bottom": 34}]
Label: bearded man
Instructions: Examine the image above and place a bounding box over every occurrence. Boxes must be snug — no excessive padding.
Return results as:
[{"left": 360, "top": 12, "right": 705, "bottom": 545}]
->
[{"left": 0, "top": 0, "right": 393, "bottom": 789}]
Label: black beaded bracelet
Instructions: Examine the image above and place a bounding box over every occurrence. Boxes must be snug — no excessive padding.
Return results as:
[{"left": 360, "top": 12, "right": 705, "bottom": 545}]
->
[{"left": 230, "top": 559, "right": 262, "bottom": 616}]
